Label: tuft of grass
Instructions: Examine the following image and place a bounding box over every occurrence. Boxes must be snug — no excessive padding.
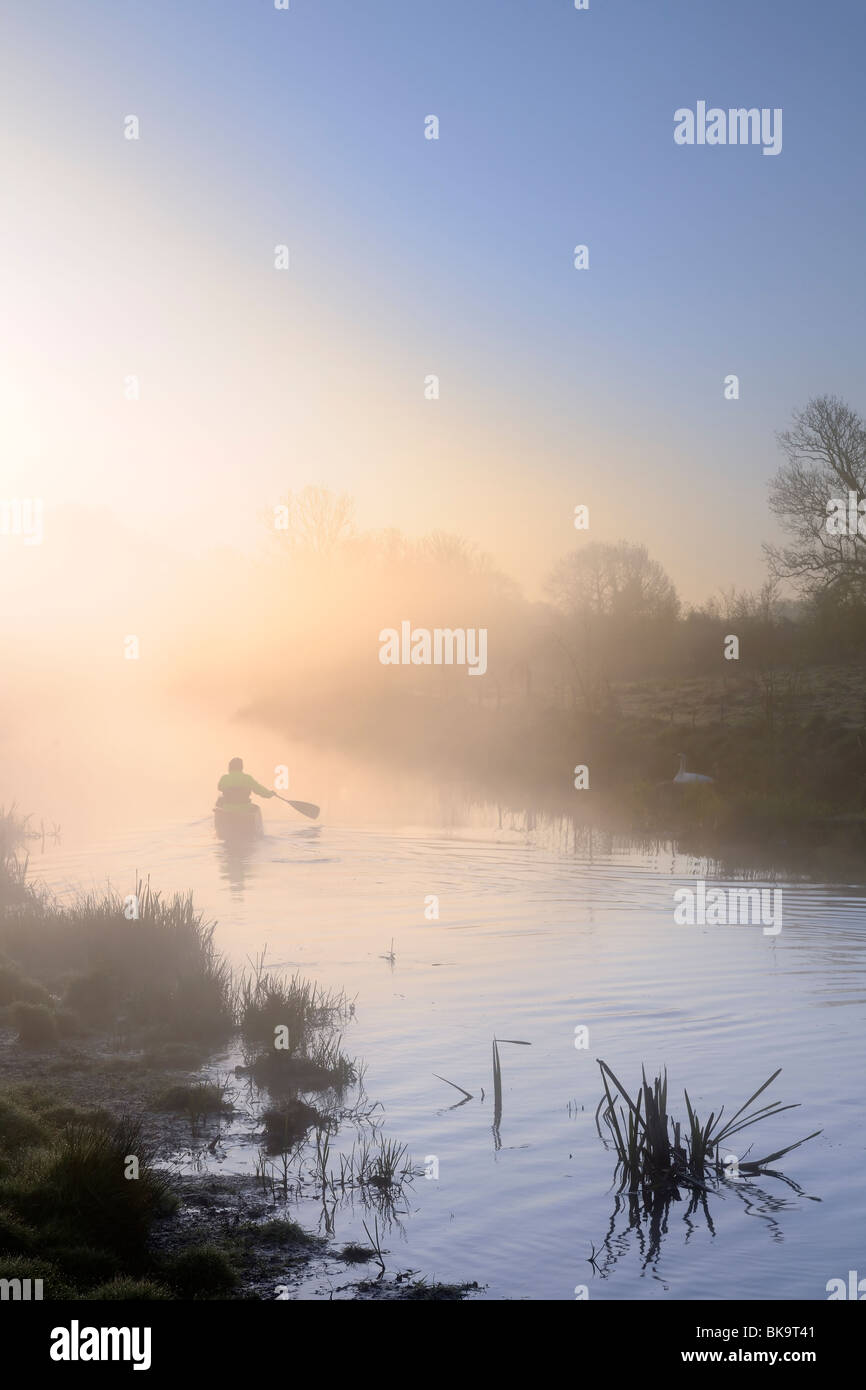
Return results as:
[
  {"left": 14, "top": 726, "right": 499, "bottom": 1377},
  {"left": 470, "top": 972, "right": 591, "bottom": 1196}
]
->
[
  {"left": 0, "top": 875, "right": 234, "bottom": 1042},
  {"left": 339, "top": 1242, "right": 376, "bottom": 1264},
  {"left": 2, "top": 1116, "right": 173, "bottom": 1256},
  {"left": 255, "top": 1218, "right": 319, "bottom": 1246},
  {"left": 47, "top": 1245, "right": 121, "bottom": 1287},
  {"left": 0, "top": 1254, "right": 75, "bottom": 1298},
  {"left": 164, "top": 1245, "right": 238, "bottom": 1298},
  {"left": 249, "top": 1044, "right": 356, "bottom": 1093},
  {"left": 260, "top": 1099, "right": 322, "bottom": 1153},
  {"left": 0, "top": 1097, "right": 49, "bottom": 1154},
  {"left": 237, "top": 953, "right": 350, "bottom": 1045},
  {"left": 0, "top": 1207, "right": 36, "bottom": 1253},
  {"left": 155, "top": 1081, "right": 231, "bottom": 1122},
  {"left": 86, "top": 1276, "right": 172, "bottom": 1300},
  {"left": 399, "top": 1278, "right": 479, "bottom": 1300}
]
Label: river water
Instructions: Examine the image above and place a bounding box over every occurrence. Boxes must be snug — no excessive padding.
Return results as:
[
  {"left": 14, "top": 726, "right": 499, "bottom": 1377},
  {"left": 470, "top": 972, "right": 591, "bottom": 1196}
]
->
[{"left": 33, "top": 804, "right": 866, "bottom": 1302}]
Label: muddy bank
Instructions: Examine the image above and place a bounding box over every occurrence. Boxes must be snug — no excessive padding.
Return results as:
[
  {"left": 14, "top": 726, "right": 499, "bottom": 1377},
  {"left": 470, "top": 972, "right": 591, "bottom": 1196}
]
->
[{"left": 0, "top": 827, "right": 479, "bottom": 1301}]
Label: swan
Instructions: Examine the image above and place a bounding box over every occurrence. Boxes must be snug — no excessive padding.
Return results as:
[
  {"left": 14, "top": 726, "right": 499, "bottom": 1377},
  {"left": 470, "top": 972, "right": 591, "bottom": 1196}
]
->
[{"left": 673, "top": 753, "right": 714, "bottom": 785}]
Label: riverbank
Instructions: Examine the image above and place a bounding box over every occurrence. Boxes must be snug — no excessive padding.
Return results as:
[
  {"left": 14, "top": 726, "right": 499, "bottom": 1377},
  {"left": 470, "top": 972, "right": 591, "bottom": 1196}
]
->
[
  {"left": 0, "top": 814, "right": 478, "bottom": 1301},
  {"left": 245, "top": 663, "right": 866, "bottom": 876}
]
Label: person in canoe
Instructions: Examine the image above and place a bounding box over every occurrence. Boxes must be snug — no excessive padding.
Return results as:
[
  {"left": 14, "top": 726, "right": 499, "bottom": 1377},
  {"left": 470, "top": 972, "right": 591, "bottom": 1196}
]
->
[{"left": 214, "top": 758, "right": 275, "bottom": 835}]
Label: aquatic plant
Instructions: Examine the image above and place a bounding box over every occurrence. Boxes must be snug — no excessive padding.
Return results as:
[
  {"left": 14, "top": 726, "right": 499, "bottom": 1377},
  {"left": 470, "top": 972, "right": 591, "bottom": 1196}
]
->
[
  {"left": 237, "top": 952, "right": 350, "bottom": 1041},
  {"left": 595, "top": 1060, "right": 821, "bottom": 1194},
  {"left": 260, "top": 1098, "right": 321, "bottom": 1153}
]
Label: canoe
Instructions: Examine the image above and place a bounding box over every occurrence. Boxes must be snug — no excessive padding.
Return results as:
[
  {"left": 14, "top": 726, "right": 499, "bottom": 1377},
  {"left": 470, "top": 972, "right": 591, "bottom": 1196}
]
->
[{"left": 213, "top": 803, "right": 263, "bottom": 841}]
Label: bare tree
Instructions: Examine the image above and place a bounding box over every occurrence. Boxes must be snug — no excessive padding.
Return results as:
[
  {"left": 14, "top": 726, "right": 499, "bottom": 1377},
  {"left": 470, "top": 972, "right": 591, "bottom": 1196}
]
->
[
  {"left": 765, "top": 395, "right": 866, "bottom": 598},
  {"left": 274, "top": 486, "right": 356, "bottom": 554},
  {"left": 546, "top": 541, "right": 679, "bottom": 622},
  {"left": 545, "top": 541, "right": 679, "bottom": 710}
]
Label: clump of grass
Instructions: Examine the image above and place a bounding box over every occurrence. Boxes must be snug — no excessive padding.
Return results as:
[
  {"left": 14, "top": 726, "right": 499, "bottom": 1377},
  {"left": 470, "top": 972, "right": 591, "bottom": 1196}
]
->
[
  {"left": 0, "top": 1207, "right": 36, "bottom": 1252},
  {"left": 0, "top": 876, "right": 234, "bottom": 1043},
  {"left": 3, "top": 1084, "right": 107, "bottom": 1133},
  {"left": 399, "top": 1278, "right": 479, "bottom": 1300},
  {"left": 13, "top": 1002, "right": 58, "bottom": 1047},
  {"left": 329, "top": 1134, "right": 417, "bottom": 1197},
  {"left": 85, "top": 1276, "right": 172, "bottom": 1300},
  {"left": 164, "top": 1244, "right": 238, "bottom": 1298},
  {"left": 2, "top": 1116, "right": 173, "bottom": 1256},
  {"left": 0, "top": 1097, "right": 49, "bottom": 1153},
  {"left": 255, "top": 1218, "right": 319, "bottom": 1247},
  {"left": 47, "top": 1244, "right": 121, "bottom": 1287},
  {"left": 339, "top": 1242, "right": 376, "bottom": 1263},
  {"left": 0, "top": 1254, "right": 75, "bottom": 1299},
  {"left": 595, "top": 1060, "right": 821, "bottom": 1195},
  {"left": 237, "top": 954, "right": 350, "bottom": 1044},
  {"left": 249, "top": 1040, "right": 356, "bottom": 1093},
  {"left": 155, "top": 1081, "right": 231, "bottom": 1122},
  {"left": 365, "top": 1137, "right": 412, "bottom": 1189},
  {"left": 260, "top": 1099, "right": 322, "bottom": 1152}
]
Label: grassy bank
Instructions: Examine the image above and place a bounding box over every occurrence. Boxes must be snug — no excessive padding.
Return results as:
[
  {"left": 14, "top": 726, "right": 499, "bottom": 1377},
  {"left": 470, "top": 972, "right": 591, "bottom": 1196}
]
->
[
  {"left": 0, "top": 811, "right": 476, "bottom": 1301},
  {"left": 248, "top": 662, "right": 866, "bottom": 857}
]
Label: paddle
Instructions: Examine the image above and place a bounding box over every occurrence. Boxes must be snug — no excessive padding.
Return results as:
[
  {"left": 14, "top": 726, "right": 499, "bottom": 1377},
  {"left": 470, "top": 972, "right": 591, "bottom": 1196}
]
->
[{"left": 273, "top": 793, "right": 320, "bottom": 820}]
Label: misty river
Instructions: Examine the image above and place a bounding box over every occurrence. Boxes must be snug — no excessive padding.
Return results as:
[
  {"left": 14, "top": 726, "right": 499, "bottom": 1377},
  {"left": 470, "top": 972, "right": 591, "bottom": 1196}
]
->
[{"left": 30, "top": 796, "right": 866, "bottom": 1301}]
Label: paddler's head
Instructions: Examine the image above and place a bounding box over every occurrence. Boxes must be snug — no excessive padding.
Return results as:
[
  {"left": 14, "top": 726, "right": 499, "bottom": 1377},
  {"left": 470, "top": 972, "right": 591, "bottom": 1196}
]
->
[{"left": 228, "top": 757, "right": 243, "bottom": 772}]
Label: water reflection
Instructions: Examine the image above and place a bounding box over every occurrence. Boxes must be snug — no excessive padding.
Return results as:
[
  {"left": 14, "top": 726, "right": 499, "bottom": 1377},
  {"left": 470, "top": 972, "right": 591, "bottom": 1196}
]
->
[
  {"left": 214, "top": 836, "right": 261, "bottom": 895},
  {"left": 591, "top": 1170, "right": 819, "bottom": 1280},
  {"left": 32, "top": 797, "right": 866, "bottom": 1299}
]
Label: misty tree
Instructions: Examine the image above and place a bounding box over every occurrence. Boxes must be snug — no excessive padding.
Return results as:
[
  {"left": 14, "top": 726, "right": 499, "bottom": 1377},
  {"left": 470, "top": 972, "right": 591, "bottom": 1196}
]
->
[
  {"left": 274, "top": 485, "right": 356, "bottom": 554},
  {"left": 546, "top": 541, "right": 680, "bottom": 622},
  {"left": 545, "top": 541, "right": 679, "bottom": 710},
  {"left": 696, "top": 581, "right": 781, "bottom": 625},
  {"left": 765, "top": 395, "right": 866, "bottom": 599}
]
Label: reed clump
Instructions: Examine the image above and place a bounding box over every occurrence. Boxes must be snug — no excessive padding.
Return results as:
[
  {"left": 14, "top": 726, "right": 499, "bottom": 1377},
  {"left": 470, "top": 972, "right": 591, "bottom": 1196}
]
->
[
  {"left": 0, "top": 871, "right": 234, "bottom": 1043},
  {"left": 596, "top": 1060, "right": 821, "bottom": 1195}
]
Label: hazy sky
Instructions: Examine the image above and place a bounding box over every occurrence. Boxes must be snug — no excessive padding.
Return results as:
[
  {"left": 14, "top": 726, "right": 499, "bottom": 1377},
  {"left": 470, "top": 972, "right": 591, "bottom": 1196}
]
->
[{"left": 2, "top": 0, "right": 864, "bottom": 602}]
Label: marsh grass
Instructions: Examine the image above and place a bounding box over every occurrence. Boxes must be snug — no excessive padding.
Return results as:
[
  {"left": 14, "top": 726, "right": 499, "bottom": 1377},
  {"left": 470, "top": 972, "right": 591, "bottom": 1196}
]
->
[
  {"left": 164, "top": 1244, "right": 238, "bottom": 1297},
  {"left": 0, "top": 873, "right": 233, "bottom": 1042},
  {"left": 237, "top": 952, "right": 350, "bottom": 1042},
  {"left": 260, "top": 1099, "right": 322, "bottom": 1152},
  {"left": 339, "top": 1241, "right": 376, "bottom": 1263},
  {"left": 156, "top": 1080, "right": 232, "bottom": 1126},
  {"left": 0, "top": 1112, "right": 172, "bottom": 1260},
  {"left": 596, "top": 1060, "right": 821, "bottom": 1194}
]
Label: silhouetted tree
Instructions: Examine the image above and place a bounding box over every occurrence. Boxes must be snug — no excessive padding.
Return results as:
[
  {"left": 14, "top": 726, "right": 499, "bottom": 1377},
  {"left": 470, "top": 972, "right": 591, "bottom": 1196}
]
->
[{"left": 765, "top": 395, "right": 866, "bottom": 599}]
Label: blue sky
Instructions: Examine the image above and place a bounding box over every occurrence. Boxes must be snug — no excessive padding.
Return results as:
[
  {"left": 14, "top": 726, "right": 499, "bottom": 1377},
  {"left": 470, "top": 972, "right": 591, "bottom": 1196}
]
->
[{"left": 2, "top": 0, "right": 864, "bottom": 599}]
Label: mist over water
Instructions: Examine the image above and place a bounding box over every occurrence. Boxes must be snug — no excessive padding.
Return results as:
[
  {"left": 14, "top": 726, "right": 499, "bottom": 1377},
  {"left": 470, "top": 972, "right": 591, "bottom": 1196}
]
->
[
  {"left": 4, "top": 486, "right": 866, "bottom": 1301},
  {"left": 26, "top": 779, "right": 865, "bottom": 1301}
]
